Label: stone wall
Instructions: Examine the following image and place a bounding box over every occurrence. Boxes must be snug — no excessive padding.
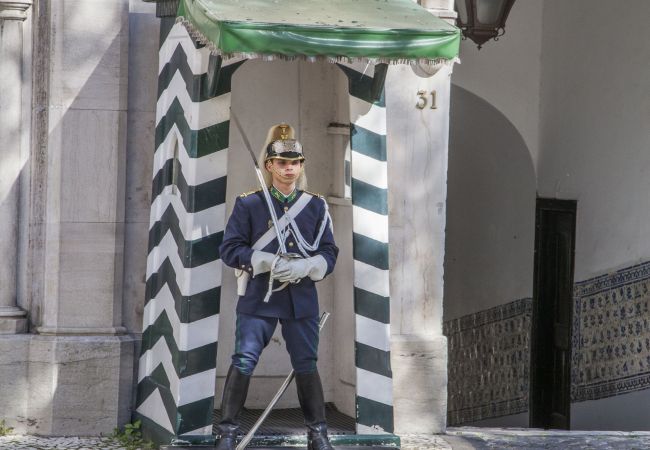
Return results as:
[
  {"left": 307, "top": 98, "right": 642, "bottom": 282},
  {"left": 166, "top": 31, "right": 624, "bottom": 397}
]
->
[{"left": 0, "top": 0, "right": 148, "bottom": 435}]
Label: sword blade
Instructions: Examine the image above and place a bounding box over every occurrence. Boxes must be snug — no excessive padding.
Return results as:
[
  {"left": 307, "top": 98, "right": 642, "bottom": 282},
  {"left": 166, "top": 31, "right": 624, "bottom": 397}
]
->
[
  {"left": 231, "top": 110, "right": 287, "bottom": 254},
  {"left": 231, "top": 110, "right": 261, "bottom": 168}
]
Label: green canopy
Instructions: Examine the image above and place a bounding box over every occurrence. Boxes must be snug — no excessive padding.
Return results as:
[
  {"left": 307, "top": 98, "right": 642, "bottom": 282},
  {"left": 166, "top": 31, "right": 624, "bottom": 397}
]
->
[{"left": 177, "top": 0, "right": 460, "bottom": 64}]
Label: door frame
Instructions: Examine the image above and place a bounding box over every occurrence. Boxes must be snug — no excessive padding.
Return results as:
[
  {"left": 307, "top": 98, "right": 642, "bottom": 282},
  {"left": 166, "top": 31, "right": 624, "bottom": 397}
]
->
[{"left": 529, "top": 198, "right": 577, "bottom": 429}]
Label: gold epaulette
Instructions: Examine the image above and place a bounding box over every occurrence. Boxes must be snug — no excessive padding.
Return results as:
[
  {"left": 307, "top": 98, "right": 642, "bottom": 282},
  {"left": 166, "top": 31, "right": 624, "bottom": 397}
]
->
[
  {"left": 239, "top": 189, "right": 261, "bottom": 198},
  {"left": 303, "top": 190, "right": 324, "bottom": 198}
]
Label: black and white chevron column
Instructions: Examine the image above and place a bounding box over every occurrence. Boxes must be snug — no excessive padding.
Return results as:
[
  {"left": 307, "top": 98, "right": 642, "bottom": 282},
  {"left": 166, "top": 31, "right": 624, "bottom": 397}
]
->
[
  {"left": 338, "top": 63, "right": 394, "bottom": 434},
  {"left": 136, "top": 18, "right": 245, "bottom": 443}
]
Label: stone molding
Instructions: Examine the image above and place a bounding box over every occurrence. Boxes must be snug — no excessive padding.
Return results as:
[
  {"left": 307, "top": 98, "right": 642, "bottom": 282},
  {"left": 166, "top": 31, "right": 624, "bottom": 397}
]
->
[
  {"left": 419, "top": 0, "right": 457, "bottom": 22},
  {"left": 0, "top": 334, "right": 136, "bottom": 435},
  {"left": 0, "top": 0, "right": 31, "bottom": 335},
  {"left": 0, "top": 306, "right": 27, "bottom": 317},
  {"left": 36, "top": 326, "right": 128, "bottom": 336},
  {"left": 0, "top": 0, "right": 32, "bottom": 21}
]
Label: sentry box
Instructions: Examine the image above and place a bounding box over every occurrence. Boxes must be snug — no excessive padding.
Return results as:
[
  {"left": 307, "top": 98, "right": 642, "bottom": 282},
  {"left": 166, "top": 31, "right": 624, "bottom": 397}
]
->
[{"left": 136, "top": 0, "right": 460, "bottom": 447}]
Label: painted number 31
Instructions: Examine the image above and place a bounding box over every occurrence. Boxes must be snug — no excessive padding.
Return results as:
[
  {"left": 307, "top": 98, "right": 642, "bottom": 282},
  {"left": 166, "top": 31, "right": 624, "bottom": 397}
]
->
[{"left": 416, "top": 90, "right": 437, "bottom": 110}]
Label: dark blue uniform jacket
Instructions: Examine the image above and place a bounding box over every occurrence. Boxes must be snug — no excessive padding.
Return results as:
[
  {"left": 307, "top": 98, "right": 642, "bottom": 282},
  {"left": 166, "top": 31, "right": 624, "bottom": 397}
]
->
[{"left": 219, "top": 190, "right": 338, "bottom": 319}]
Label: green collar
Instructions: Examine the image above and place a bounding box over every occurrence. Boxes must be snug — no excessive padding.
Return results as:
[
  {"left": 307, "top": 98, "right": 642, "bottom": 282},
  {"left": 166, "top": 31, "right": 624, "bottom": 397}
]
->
[{"left": 270, "top": 185, "right": 297, "bottom": 203}]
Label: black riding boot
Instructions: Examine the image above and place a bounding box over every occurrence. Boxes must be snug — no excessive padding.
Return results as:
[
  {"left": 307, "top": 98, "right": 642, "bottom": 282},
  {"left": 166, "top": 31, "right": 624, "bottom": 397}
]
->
[
  {"left": 215, "top": 365, "right": 251, "bottom": 450},
  {"left": 295, "top": 370, "right": 334, "bottom": 450}
]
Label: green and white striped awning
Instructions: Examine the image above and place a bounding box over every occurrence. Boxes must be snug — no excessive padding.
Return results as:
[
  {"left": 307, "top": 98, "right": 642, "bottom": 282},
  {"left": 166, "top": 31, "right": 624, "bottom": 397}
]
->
[{"left": 176, "top": 0, "right": 460, "bottom": 64}]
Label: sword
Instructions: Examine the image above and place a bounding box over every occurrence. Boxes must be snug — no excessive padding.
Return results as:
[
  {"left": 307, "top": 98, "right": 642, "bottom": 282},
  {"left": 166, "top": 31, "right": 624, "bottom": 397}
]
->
[
  {"left": 235, "top": 312, "right": 331, "bottom": 450},
  {"left": 231, "top": 111, "right": 287, "bottom": 255},
  {"left": 231, "top": 111, "right": 296, "bottom": 302}
]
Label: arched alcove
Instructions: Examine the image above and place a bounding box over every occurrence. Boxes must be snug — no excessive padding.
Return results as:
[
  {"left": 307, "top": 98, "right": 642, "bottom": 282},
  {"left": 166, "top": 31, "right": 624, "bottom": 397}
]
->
[
  {"left": 445, "top": 84, "right": 536, "bottom": 321},
  {"left": 217, "top": 58, "right": 341, "bottom": 410},
  {"left": 444, "top": 83, "right": 536, "bottom": 427}
]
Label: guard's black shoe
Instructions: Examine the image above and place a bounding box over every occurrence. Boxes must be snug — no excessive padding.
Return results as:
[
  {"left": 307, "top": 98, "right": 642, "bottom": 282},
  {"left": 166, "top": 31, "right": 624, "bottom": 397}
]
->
[
  {"left": 215, "top": 365, "right": 251, "bottom": 450},
  {"left": 295, "top": 371, "right": 334, "bottom": 450},
  {"left": 307, "top": 422, "right": 334, "bottom": 450}
]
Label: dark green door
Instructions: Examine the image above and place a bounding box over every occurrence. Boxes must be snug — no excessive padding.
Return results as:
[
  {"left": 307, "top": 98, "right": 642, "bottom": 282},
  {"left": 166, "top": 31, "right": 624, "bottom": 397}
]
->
[{"left": 530, "top": 198, "right": 576, "bottom": 430}]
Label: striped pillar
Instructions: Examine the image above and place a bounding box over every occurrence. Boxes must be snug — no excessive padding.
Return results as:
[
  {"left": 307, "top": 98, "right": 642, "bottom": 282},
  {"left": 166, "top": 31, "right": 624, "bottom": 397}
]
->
[
  {"left": 136, "top": 18, "right": 246, "bottom": 443},
  {"left": 338, "top": 63, "right": 394, "bottom": 434}
]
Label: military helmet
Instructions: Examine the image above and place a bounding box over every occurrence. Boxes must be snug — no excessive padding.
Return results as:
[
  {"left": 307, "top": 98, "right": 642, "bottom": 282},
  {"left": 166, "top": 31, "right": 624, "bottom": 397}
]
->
[{"left": 263, "top": 123, "right": 305, "bottom": 162}]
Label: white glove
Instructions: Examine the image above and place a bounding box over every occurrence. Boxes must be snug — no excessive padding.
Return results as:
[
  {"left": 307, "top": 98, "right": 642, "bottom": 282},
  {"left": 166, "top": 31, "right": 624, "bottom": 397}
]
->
[
  {"left": 273, "top": 255, "right": 328, "bottom": 282},
  {"left": 250, "top": 251, "right": 277, "bottom": 276}
]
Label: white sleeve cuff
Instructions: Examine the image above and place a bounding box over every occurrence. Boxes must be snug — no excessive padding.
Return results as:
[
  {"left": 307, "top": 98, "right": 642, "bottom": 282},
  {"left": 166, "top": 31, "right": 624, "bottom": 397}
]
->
[
  {"left": 308, "top": 255, "right": 328, "bottom": 281},
  {"left": 251, "top": 251, "right": 276, "bottom": 276}
]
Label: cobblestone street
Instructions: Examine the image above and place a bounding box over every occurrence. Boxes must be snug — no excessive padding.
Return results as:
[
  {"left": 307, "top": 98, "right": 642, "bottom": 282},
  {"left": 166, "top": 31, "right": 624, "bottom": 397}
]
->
[{"left": 3, "top": 428, "right": 650, "bottom": 450}]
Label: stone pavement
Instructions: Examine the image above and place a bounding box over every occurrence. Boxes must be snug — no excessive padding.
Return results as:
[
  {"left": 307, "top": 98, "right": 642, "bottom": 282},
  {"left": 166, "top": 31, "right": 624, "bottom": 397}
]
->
[
  {"left": 4, "top": 429, "right": 650, "bottom": 449},
  {"left": 440, "top": 428, "right": 650, "bottom": 449},
  {"left": 0, "top": 435, "right": 125, "bottom": 449}
]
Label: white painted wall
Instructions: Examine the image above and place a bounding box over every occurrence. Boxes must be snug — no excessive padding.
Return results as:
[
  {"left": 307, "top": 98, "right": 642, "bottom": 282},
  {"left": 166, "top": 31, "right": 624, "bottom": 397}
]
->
[
  {"left": 329, "top": 195, "right": 356, "bottom": 418},
  {"left": 444, "top": 84, "right": 536, "bottom": 321},
  {"left": 442, "top": 2, "right": 543, "bottom": 428},
  {"left": 452, "top": 0, "right": 650, "bottom": 290},
  {"left": 329, "top": 70, "right": 357, "bottom": 419},
  {"left": 538, "top": 0, "right": 650, "bottom": 429},
  {"left": 446, "top": 0, "right": 650, "bottom": 430},
  {"left": 451, "top": 0, "right": 543, "bottom": 173},
  {"left": 444, "top": 0, "right": 542, "bottom": 322},
  {"left": 538, "top": 0, "right": 650, "bottom": 281}
]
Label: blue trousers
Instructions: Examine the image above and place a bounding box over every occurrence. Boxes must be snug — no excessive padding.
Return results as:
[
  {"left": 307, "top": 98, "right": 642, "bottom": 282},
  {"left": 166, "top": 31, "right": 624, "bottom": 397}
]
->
[{"left": 232, "top": 312, "right": 319, "bottom": 375}]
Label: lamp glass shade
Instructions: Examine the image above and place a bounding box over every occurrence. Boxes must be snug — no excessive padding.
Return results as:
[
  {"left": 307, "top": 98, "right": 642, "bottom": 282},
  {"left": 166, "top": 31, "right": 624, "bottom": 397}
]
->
[{"left": 476, "top": 0, "right": 506, "bottom": 25}]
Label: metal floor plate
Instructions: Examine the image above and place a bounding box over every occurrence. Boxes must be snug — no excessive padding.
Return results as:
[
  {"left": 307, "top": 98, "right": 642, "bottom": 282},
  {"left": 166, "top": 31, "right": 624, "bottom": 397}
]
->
[{"left": 213, "top": 403, "right": 356, "bottom": 436}]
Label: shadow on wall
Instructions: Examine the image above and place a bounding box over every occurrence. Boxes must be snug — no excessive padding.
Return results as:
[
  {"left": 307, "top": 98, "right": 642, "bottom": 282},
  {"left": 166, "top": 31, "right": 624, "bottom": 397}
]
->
[
  {"left": 443, "top": 84, "right": 536, "bottom": 426},
  {"left": 444, "top": 83, "right": 537, "bottom": 323}
]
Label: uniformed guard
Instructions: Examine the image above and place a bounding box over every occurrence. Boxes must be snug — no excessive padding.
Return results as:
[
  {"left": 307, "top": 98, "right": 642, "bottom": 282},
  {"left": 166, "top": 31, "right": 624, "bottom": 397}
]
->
[{"left": 217, "top": 124, "right": 339, "bottom": 450}]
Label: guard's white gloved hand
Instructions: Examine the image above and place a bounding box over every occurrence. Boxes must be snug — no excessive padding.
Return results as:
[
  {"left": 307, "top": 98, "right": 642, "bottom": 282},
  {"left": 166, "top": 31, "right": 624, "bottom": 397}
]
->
[
  {"left": 250, "top": 251, "right": 278, "bottom": 276},
  {"left": 271, "top": 256, "right": 292, "bottom": 277},
  {"left": 273, "top": 255, "right": 328, "bottom": 282}
]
